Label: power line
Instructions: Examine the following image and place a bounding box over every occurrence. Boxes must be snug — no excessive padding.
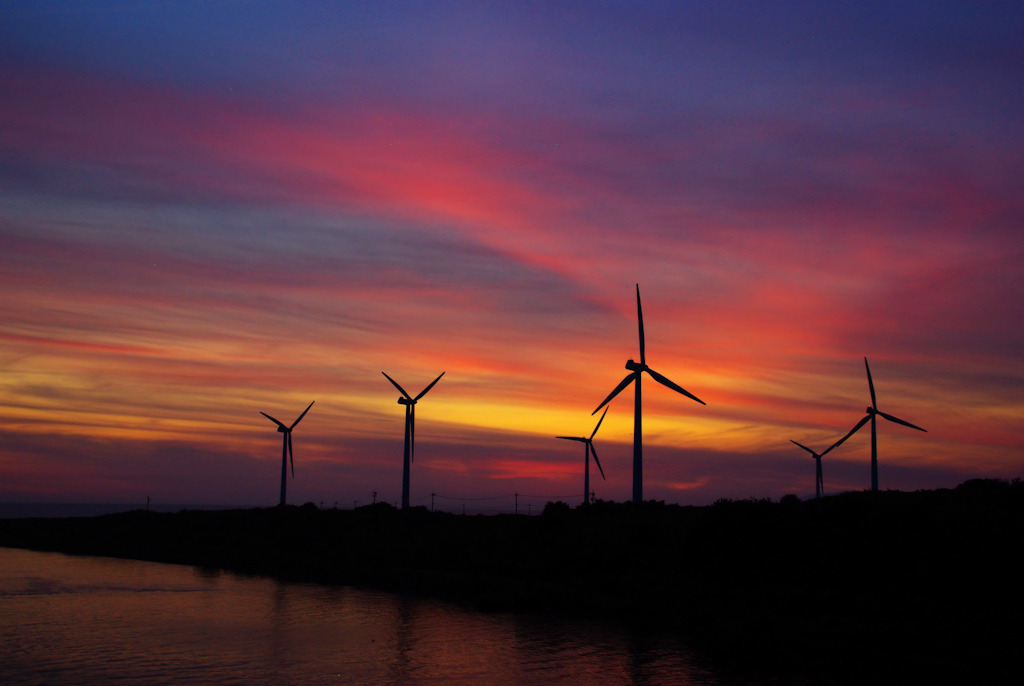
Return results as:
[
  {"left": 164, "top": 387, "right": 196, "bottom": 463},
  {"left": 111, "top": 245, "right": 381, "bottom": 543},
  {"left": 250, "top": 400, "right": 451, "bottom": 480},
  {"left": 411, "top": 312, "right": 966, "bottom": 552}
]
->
[
  {"left": 431, "top": 492, "right": 577, "bottom": 502},
  {"left": 422, "top": 491, "right": 582, "bottom": 515}
]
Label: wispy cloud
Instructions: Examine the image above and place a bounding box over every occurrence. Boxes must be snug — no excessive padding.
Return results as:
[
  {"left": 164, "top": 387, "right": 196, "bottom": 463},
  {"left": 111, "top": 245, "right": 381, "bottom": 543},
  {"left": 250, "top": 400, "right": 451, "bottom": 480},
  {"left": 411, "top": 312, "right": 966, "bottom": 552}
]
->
[{"left": 2, "top": 2, "right": 1022, "bottom": 507}]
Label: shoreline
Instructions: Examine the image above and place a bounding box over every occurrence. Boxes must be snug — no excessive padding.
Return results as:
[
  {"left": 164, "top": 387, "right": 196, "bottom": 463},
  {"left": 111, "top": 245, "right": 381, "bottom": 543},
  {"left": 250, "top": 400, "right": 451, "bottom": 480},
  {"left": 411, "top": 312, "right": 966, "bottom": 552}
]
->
[{"left": 2, "top": 479, "right": 1022, "bottom": 684}]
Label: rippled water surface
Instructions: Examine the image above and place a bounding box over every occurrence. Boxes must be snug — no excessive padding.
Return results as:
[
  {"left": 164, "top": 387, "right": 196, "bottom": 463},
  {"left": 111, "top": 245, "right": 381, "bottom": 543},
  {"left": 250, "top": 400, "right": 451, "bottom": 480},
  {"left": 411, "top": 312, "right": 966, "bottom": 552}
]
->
[{"left": 1, "top": 547, "right": 745, "bottom": 684}]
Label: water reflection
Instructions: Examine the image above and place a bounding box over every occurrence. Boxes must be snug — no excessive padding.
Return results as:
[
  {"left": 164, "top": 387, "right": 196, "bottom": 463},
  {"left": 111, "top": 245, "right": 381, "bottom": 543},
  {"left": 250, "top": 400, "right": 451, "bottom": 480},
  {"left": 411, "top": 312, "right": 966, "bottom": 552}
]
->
[{"left": 1, "top": 548, "right": 740, "bottom": 684}]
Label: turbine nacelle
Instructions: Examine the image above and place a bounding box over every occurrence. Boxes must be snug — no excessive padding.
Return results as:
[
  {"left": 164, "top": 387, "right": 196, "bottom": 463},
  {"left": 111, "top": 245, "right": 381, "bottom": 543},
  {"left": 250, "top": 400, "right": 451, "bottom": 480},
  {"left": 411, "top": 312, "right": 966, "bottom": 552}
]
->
[
  {"left": 398, "top": 397, "right": 413, "bottom": 406},
  {"left": 867, "top": 406, "right": 876, "bottom": 414},
  {"left": 791, "top": 439, "right": 829, "bottom": 460},
  {"left": 625, "top": 359, "right": 644, "bottom": 372}
]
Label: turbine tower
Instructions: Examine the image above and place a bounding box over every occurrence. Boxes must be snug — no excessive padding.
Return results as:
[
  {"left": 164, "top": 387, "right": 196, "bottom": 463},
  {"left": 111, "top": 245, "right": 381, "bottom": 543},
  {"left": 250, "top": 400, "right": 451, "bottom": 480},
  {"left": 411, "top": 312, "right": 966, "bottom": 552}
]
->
[
  {"left": 593, "top": 284, "right": 705, "bottom": 503},
  {"left": 557, "top": 408, "right": 608, "bottom": 506},
  {"left": 382, "top": 371, "right": 444, "bottom": 510},
  {"left": 790, "top": 440, "right": 832, "bottom": 498},
  {"left": 826, "top": 357, "right": 926, "bottom": 491},
  {"left": 260, "top": 401, "right": 314, "bottom": 506}
]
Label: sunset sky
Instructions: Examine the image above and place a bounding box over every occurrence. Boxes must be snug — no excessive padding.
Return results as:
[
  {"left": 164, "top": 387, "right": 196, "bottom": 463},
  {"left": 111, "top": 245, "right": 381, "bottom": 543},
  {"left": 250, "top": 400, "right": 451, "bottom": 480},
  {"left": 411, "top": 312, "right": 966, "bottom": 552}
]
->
[{"left": 2, "top": 1, "right": 1022, "bottom": 511}]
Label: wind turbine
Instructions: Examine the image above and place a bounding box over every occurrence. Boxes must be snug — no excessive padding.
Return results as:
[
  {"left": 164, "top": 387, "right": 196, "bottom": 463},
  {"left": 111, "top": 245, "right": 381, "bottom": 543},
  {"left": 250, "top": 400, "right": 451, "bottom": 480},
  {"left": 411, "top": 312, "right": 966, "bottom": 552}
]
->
[
  {"left": 260, "top": 401, "right": 314, "bottom": 506},
  {"left": 593, "top": 284, "right": 705, "bottom": 504},
  {"left": 557, "top": 408, "right": 609, "bottom": 506},
  {"left": 790, "top": 440, "right": 832, "bottom": 498},
  {"left": 826, "top": 357, "right": 926, "bottom": 491},
  {"left": 382, "top": 371, "right": 445, "bottom": 510}
]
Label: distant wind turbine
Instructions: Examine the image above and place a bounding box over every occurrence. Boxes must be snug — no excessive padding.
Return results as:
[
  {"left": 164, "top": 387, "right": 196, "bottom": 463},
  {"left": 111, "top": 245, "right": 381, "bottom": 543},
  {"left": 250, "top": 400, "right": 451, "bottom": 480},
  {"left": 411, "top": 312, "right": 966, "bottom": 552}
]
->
[
  {"left": 827, "top": 357, "right": 927, "bottom": 491},
  {"left": 593, "top": 284, "right": 705, "bottom": 504},
  {"left": 790, "top": 440, "right": 833, "bottom": 498},
  {"left": 557, "top": 408, "right": 609, "bottom": 506},
  {"left": 382, "top": 371, "right": 445, "bottom": 510},
  {"left": 260, "top": 401, "right": 314, "bottom": 506}
]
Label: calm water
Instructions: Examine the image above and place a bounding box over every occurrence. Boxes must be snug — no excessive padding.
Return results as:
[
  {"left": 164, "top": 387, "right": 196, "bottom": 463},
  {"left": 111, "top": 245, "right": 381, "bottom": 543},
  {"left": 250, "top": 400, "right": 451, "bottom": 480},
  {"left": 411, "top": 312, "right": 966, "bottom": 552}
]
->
[{"left": 0, "top": 547, "right": 756, "bottom": 685}]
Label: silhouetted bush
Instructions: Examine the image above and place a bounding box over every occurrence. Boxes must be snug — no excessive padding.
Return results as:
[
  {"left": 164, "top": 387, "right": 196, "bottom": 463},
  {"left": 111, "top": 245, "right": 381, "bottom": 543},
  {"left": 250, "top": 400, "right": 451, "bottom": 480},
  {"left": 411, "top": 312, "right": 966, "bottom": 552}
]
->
[
  {"left": 954, "top": 477, "right": 1010, "bottom": 493},
  {"left": 541, "top": 500, "right": 571, "bottom": 518}
]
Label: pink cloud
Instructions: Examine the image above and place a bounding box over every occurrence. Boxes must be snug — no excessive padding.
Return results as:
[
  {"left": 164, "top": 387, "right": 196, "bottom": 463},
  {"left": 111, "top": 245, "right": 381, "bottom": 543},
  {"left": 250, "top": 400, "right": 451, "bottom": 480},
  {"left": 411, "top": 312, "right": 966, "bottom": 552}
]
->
[{"left": 3, "top": 51, "right": 1022, "bottom": 509}]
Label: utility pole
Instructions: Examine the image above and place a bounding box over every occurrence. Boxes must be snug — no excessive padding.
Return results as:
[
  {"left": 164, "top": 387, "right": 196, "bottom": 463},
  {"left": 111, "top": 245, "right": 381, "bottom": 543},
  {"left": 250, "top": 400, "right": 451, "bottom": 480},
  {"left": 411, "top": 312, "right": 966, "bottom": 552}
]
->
[
  {"left": 515, "top": 492, "right": 519, "bottom": 515},
  {"left": 431, "top": 492, "right": 436, "bottom": 512}
]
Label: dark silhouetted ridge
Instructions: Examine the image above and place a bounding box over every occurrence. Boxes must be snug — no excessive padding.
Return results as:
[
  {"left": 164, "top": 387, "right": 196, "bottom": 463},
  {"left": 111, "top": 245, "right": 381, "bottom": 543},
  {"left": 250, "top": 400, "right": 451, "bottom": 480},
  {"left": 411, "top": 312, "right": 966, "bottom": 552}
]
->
[{"left": 2, "top": 480, "right": 1022, "bottom": 684}]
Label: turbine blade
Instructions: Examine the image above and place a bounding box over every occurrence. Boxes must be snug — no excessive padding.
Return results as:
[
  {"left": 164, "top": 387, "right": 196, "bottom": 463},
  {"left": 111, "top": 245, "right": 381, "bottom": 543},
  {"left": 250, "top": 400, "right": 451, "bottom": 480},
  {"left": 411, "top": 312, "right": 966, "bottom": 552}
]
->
[
  {"left": 288, "top": 432, "right": 295, "bottom": 478},
  {"left": 790, "top": 440, "right": 816, "bottom": 456},
  {"left": 590, "top": 407, "right": 609, "bottom": 439},
  {"left": 590, "top": 443, "right": 606, "bottom": 480},
  {"left": 646, "top": 367, "right": 706, "bottom": 405},
  {"left": 592, "top": 373, "right": 636, "bottom": 414},
  {"left": 878, "top": 411, "right": 927, "bottom": 432},
  {"left": 382, "top": 372, "right": 412, "bottom": 400},
  {"left": 290, "top": 400, "right": 314, "bottom": 429},
  {"left": 261, "top": 412, "right": 286, "bottom": 429},
  {"left": 636, "top": 284, "right": 646, "bottom": 366},
  {"left": 865, "top": 357, "right": 877, "bottom": 409},
  {"left": 414, "top": 371, "right": 445, "bottom": 401},
  {"left": 556, "top": 436, "right": 586, "bottom": 442},
  {"left": 827, "top": 414, "right": 871, "bottom": 453}
]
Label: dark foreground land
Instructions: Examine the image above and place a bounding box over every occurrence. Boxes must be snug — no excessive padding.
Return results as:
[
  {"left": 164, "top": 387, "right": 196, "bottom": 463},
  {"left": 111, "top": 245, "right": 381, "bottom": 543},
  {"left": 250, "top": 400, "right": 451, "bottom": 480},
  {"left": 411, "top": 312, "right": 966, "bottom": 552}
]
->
[{"left": 3, "top": 479, "right": 1022, "bottom": 684}]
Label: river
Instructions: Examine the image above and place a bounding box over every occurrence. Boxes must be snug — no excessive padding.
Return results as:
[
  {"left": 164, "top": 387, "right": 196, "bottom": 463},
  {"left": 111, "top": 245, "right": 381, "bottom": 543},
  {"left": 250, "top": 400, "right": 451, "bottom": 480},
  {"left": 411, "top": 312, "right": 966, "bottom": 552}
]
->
[{"left": 0, "top": 547, "right": 764, "bottom": 685}]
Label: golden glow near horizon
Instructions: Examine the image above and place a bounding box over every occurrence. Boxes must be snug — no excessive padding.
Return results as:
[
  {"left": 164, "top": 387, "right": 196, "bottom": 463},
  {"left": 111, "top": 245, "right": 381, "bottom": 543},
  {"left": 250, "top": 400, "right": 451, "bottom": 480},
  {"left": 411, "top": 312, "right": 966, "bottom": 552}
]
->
[{"left": 3, "top": 284, "right": 1022, "bottom": 504}]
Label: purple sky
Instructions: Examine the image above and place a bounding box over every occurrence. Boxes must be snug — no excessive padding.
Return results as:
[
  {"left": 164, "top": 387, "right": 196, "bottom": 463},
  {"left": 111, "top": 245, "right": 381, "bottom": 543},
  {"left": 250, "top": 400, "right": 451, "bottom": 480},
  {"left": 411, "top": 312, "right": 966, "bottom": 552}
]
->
[{"left": 1, "top": 1, "right": 1022, "bottom": 510}]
